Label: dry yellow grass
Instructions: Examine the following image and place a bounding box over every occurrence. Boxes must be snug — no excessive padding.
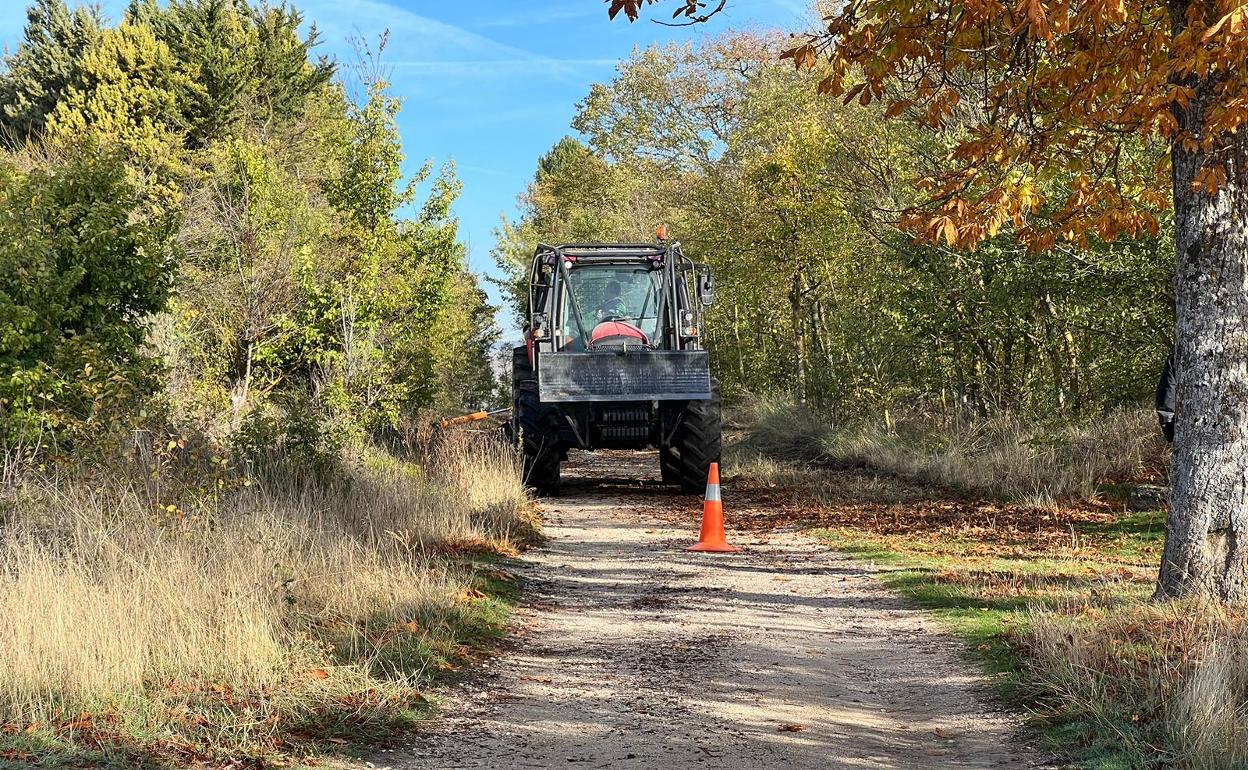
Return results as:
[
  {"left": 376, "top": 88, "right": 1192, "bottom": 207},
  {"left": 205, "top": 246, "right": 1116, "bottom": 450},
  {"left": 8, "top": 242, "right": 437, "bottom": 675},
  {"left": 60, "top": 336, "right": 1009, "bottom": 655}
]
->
[
  {"left": 0, "top": 433, "right": 532, "bottom": 761},
  {"left": 730, "top": 393, "right": 1167, "bottom": 503},
  {"left": 1024, "top": 600, "right": 1248, "bottom": 768}
]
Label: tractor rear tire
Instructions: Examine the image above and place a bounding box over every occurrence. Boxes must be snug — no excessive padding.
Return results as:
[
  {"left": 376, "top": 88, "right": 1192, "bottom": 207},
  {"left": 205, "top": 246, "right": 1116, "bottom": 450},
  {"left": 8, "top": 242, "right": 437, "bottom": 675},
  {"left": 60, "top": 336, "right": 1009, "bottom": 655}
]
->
[
  {"left": 665, "top": 381, "right": 721, "bottom": 493},
  {"left": 513, "top": 346, "right": 562, "bottom": 495}
]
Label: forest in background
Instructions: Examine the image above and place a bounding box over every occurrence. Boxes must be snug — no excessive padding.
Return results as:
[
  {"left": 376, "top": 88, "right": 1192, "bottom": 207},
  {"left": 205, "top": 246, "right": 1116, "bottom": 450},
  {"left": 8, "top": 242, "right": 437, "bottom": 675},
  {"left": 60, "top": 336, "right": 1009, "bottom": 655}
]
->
[{"left": 496, "top": 32, "right": 1174, "bottom": 424}]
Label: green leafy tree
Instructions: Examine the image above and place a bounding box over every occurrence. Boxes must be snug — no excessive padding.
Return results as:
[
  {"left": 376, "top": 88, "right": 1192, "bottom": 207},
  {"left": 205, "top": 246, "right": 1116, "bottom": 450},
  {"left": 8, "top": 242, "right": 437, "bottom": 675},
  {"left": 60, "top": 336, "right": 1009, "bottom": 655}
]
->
[
  {"left": 0, "top": 144, "right": 172, "bottom": 445},
  {"left": 175, "top": 135, "right": 323, "bottom": 433},
  {"left": 42, "top": 20, "right": 189, "bottom": 216},
  {"left": 310, "top": 81, "right": 492, "bottom": 427},
  {"left": 492, "top": 135, "right": 668, "bottom": 323}
]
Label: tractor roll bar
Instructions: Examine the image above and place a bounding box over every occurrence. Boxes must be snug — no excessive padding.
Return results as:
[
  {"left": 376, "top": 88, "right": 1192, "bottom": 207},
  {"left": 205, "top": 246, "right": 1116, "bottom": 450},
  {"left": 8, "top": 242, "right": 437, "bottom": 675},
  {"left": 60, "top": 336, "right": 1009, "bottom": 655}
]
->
[
  {"left": 554, "top": 249, "right": 592, "bottom": 347},
  {"left": 533, "top": 243, "right": 593, "bottom": 350}
]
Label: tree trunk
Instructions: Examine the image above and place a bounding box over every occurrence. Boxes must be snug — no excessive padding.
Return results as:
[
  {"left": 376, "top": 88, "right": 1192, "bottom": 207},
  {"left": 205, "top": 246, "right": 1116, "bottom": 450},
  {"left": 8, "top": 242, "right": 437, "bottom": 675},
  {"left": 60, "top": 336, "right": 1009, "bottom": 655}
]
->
[
  {"left": 796, "top": 326, "right": 807, "bottom": 404},
  {"left": 790, "top": 272, "right": 807, "bottom": 404},
  {"left": 229, "top": 341, "right": 255, "bottom": 432},
  {"left": 1155, "top": 30, "right": 1248, "bottom": 600},
  {"left": 1039, "top": 294, "right": 1068, "bottom": 411}
]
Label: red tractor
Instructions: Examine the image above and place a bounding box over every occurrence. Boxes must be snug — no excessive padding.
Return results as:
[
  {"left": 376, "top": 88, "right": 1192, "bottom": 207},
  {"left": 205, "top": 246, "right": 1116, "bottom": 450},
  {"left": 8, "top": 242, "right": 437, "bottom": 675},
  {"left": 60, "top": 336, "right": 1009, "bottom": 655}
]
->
[{"left": 511, "top": 237, "right": 720, "bottom": 494}]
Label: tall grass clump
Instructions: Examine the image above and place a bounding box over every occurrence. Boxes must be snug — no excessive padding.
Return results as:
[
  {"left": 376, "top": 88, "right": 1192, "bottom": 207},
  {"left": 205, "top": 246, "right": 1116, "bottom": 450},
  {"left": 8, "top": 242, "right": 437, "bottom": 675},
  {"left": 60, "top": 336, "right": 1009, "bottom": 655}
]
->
[
  {"left": 729, "top": 393, "right": 1168, "bottom": 503},
  {"left": 0, "top": 433, "right": 532, "bottom": 763},
  {"left": 1023, "top": 601, "right": 1248, "bottom": 768},
  {"left": 728, "top": 393, "right": 836, "bottom": 462}
]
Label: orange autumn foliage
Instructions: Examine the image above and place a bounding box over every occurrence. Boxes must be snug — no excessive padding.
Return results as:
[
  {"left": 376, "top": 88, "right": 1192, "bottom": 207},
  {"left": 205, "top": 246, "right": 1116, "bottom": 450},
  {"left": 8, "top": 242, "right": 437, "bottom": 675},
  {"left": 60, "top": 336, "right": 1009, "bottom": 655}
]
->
[
  {"left": 609, "top": 0, "right": 1248, "bottom": 250},
  {"left": 771, "top": 0, "right": 1248, "bottom": 249}
]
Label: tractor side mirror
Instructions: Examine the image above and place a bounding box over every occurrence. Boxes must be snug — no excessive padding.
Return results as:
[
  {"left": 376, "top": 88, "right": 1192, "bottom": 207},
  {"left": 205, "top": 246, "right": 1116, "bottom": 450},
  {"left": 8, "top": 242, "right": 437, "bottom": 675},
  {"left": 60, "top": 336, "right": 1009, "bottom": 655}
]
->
[{"left": 698, "top": 271, "right": 716, "bottom": 307}]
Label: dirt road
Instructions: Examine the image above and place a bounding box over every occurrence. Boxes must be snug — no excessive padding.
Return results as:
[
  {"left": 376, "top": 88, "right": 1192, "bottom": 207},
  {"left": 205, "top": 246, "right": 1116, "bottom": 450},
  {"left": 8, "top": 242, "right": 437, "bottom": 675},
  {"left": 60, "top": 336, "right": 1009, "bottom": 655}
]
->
[{"left": 365, "top": 451, "right": 1047, "bottom": 769}]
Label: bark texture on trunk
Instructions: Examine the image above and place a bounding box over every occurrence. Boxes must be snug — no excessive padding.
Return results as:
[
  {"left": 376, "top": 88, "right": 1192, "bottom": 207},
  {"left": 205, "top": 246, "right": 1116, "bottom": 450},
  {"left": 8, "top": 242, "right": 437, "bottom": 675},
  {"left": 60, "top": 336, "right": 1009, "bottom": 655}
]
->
[{"left": 1156, "top": 24, "right": 1248, "bottom": 599}]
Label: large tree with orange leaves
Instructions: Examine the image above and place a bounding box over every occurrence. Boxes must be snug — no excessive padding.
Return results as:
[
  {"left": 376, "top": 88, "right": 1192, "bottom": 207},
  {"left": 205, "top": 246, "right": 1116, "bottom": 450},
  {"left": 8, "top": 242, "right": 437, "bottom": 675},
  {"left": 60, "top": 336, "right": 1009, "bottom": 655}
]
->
[{"left": 612, "top": 0, "right": 1248, "bottom": 601}]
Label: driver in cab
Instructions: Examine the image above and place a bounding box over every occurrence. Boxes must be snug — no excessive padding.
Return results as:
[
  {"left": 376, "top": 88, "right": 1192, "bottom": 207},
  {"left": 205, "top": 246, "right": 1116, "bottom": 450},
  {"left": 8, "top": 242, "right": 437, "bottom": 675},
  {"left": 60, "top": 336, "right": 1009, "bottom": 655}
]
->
[
  {"left": 589, "top": 279, "right": 647, "bottom": 348},
  {"left": 595, "top": 280, "right": 629, "bottom": 322}
]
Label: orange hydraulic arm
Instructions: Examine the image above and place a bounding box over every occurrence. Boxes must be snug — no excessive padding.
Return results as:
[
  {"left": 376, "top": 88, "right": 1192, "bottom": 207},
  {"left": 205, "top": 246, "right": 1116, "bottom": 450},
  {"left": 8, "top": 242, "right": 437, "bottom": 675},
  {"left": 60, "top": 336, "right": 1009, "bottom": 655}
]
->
[{"left": 439, "top": 408, "right": 511, "bottom": 429}]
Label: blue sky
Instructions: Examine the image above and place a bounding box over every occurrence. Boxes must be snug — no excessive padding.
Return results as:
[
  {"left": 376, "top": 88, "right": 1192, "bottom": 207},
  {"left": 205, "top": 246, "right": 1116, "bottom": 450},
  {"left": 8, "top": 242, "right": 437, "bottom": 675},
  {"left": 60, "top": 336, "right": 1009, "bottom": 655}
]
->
[{"left": 0, "top": 0, "right": 811, "bottom": 327}]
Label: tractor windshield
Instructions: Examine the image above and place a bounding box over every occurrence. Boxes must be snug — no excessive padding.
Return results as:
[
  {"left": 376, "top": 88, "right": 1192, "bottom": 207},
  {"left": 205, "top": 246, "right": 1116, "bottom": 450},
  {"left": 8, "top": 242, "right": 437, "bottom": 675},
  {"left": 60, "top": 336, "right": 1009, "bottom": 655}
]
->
[{"left": 559, "top": 264, "right": 661, "bottom": 348}]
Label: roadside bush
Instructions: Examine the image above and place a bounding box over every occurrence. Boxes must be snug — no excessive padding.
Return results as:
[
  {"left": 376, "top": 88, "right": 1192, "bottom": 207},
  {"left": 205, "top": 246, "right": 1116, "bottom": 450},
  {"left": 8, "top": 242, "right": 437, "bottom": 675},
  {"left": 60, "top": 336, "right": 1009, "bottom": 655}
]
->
[
  {"left": 233, "top": 395, "right": 346, "bottom": 483},
  {"left": 0, "top": 143, "right": 172, "bottom": 448}
]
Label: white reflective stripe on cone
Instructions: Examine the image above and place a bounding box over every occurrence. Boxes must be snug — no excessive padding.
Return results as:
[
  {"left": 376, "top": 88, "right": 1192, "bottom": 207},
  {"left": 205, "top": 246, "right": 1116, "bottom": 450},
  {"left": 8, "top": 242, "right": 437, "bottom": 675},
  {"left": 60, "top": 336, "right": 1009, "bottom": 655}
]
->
[{"left": 704, "top": 484, "right": 721, "bottom": 502}]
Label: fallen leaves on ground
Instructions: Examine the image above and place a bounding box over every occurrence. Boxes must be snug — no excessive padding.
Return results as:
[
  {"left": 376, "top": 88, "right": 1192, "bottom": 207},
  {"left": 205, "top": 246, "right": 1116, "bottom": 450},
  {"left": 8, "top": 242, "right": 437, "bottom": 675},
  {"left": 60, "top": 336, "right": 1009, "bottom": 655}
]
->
[
  {"left": 642, "top": 467, "right": 1161, "bottom": 574},
  {"left": 457, "top": 587, "right": 489, "bottom": 603}
]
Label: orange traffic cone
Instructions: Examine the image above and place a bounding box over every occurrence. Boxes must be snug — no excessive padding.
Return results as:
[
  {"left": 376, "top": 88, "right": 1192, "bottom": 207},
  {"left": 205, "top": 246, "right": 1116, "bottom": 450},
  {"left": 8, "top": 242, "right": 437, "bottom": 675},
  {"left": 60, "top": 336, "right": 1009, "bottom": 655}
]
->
[{"left": 686, "top": 462, "right": 739, "bottom": 553}]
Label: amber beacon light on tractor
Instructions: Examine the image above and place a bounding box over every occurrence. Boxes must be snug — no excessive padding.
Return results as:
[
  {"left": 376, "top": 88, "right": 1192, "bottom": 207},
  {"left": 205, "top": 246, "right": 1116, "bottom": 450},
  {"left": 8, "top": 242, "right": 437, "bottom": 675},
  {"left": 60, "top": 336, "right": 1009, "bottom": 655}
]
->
[{"left": 508, "top": 229, "right": 722, "bottom": 494}]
